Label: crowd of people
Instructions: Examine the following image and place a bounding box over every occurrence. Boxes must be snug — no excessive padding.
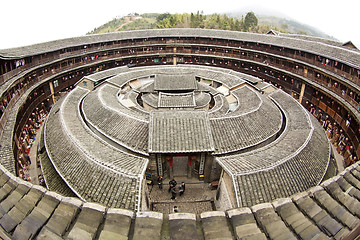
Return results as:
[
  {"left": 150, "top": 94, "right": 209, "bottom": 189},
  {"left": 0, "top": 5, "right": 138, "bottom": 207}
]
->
[
  {"left": 307, "top": 104, "right": 358, "bottom": 168},
  {"left": 166, "top": 178, "right": 186, "bottom": 201},
  {"left": 147, "top": 176, "right": 187, "bottom": 212},
  {"left": 0, "top": 74, "right": 40, "bottom": 120},
  {"left": 156, "top": 176, "right": 186, "bottom": 202},
  {"left": 17, "top": 105, "right": 48, "bottom": 184}
]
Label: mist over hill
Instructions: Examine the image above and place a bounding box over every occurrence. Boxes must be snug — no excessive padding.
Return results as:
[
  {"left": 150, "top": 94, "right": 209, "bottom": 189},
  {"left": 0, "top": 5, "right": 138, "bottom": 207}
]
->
[{"left": 228, "top": 10, "right": 335, "bottom": 40}]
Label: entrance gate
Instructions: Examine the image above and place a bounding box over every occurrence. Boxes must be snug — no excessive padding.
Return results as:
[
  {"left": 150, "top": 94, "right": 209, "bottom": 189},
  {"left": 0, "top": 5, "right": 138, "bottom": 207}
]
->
[{"left": 172, "top": 156, "right": 188, "bottom": 177}]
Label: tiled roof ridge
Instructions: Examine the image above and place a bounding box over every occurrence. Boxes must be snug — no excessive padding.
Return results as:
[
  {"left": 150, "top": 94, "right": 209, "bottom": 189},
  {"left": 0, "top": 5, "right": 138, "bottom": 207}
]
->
[
  {"left": 214, "top": 89, "right": 331, "bottom": 207},
  {"left": 60, "top": 88, "right": 139, "bottom": 177},
  {"left": 43, "top": 98, "right": 86, "bottom": 201}
]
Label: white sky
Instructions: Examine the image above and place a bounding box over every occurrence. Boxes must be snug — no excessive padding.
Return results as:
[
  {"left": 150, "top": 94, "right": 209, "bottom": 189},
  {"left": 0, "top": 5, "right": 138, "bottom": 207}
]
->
[{"left": 1, "top": 0, "right": 359, "bottom": 50}]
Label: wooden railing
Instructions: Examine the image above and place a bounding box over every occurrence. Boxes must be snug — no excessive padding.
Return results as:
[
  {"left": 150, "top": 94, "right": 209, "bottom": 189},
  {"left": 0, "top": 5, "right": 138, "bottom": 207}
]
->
[
  {"left": 0, "top": 86, "right": 30, "bottom": 136},
  {"left": 1, "top": 41, "right": 360, "bottom": 160}
]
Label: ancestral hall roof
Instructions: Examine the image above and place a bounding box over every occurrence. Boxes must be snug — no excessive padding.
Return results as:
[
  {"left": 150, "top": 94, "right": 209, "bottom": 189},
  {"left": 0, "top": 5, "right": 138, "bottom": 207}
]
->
[
  {"left": 149, "top": 111, "right": 214, "bottom": 153},
  {"left": 154, "top": 73, "right": 197, "bottom": 91}
]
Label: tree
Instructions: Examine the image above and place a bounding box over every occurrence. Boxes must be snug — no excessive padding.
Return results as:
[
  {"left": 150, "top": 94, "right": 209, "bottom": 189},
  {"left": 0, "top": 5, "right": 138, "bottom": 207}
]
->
[
  {"left": 244, "top": 12, "right": 258, "bottom": 31},
  {"left": 190, "top": 11, "right": 205, "bottom": 28},
  {"left": 234, "top": 19, "right": 242, "bottom": 31},
  {"left": 156, "top": 13, "right": 171, "bottom": 22}
]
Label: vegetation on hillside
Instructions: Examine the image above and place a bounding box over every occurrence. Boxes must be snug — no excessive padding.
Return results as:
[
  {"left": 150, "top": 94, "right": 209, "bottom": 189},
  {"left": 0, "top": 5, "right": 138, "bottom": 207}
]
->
[
  {"left": 87, "top": 11, "right": 330, "bottom": 38},
  {"left": 154, "top": 11, "right": 260, "bottom": 31}
]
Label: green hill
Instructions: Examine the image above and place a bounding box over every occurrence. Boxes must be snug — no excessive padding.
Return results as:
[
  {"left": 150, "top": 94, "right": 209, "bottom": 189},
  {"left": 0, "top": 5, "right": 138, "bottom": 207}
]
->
[
  {"left": 87, "top": 11, "right": 335, "bottom": 40},
  {"left": 88, "top": 14, "right": 157, "bottom": 34}
]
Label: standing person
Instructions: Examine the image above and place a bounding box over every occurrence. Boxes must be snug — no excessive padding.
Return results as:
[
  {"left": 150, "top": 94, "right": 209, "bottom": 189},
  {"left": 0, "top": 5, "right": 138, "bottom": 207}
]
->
[
  {"left": 171, "top": 187, "right": 177, "bottom": 200},
  {"left": 173, "top": 206, "right": 179, "bottom": 212},
  {"left": 168, "top": 179, "right": 177, "bottom": 192},
  {"left": 24, "top": 153, "right": 31, "bottom": 165},
  {"left": 326, "top": 123, "right": 332, "bottom": 138},
  {"left": 179, "top": 182, "right": 186, "bottom": 196},
  {"left": 178, "top": 185, "right": 183, "bottom": 196},
  {"left": 349, "top": 146, "right": 356, "bottom": 159},
  {"left": 157, "top": 176, "right": 163, "bottom": 190},
  {"left": 147, "top": 179, "right": 154, "bottom": 191}
]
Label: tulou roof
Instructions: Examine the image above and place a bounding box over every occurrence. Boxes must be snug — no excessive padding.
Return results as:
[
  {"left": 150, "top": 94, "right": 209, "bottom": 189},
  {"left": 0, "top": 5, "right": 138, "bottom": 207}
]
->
[
  {"left": 41, "top": 64, "right": 331, "bottom": 210},
  {"left": 0, "top": 28, "right": 359, "bottom": 68},
  {"left": 0, "top": 27, "right": 359, "bottom": 238}
]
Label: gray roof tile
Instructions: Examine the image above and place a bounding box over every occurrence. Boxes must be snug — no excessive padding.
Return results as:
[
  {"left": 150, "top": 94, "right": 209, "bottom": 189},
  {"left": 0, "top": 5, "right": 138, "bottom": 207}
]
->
[
  {"left": 216, "top": 90, "right": 330, "bottom": 207},
  {"left": 44, "top": 87, "right": 147, "bottom": 210},
  {"left": 211, "top": 95, "right": 282, "bottom": 154},
  {"left": 274, "top": 198, "right": 329, "bottom": 239},
  {"left": 312, "top": 188, "right": 359, "bottom": 230},
  {"left": 82, "top": 85, "right": 149, "bottom": 153},
  {"left": 67, "top": 203, "right": 105, "bottom": 240},
  {"left": 43, "top": 200, "right": 82, "bottom": 236},
  {"left": 158, "top": 92, "right": 196, "bottom": 108},
  {"left": 132, "top": 212, "right": 163, "bottom": 239},
  {"left": 169, "top": 216, "right": 198, "bottom": 240}
]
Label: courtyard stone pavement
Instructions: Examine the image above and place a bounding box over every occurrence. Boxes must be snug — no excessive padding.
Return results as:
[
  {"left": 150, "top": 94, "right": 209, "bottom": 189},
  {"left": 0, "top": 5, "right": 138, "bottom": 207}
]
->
[{"left": 148, "top": 178, "right": 217, "bottom": 214}]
